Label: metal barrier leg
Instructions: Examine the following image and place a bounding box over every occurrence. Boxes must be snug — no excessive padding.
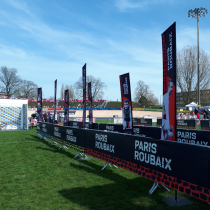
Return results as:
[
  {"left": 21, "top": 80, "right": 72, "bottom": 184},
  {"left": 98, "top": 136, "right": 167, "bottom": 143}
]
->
[
  {"left": 74, "top": 152, "right": 81, "bottom": 158},
  {"left": 101, "top": 162, "right": 116, "bottom": 170},
  {"left": 48, "top": 140, "right": 53, "bottom": 144},
  {"left": 59, "top": 144, "right": 63, "bottom": 150},
  {"left": 149, "top": 182, "right": 159, "bottom": 195},
  {"left": 149, "top": 182, "right": 157, "bottom": 194},
  {"left": 101, "top": 163, "right": 109, "bottom": 170},
  {"left": 161, "top": 184, "right": 170, "bottom": 191},
  {"left": 149, "top": 182, "right": 170, "bottom": 195}
]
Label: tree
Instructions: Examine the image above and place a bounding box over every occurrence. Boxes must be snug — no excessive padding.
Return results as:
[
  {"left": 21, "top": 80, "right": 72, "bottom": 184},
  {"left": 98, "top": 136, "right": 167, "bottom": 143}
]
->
[
  {"left": 0, "top": 66, "right": 21, "bottom": 98},
  {"left": 69, "top": 85, "right": 74, "bottom": 99},
  {"left": 60, "top": 84, "right": 75, "bottom": 100},
  {"left": 177, "top": 45, "right": 210, "bottom": 105},
  {"left": 14, "top": 80, "right": 38, "bottom": 99},
  {"left": 74, "top": 75, "right": 107, "bottom": 99},
  {"left": 60, "top": 83, "right": 64, "bottom": 99},
  {"left": 134, "top": 80, "right": 159, "bottom": 105}
]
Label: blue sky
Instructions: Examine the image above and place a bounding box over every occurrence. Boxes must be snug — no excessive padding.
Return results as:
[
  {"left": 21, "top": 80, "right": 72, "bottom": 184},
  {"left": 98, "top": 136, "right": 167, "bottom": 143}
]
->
[{"left": 0, "top": 0, "right": 210, "bottom": 102}]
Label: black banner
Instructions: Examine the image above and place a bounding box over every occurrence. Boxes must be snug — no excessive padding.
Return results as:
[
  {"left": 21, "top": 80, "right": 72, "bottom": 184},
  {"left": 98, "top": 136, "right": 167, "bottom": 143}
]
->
[
  {"left": 177, "top": 120, "right": 196, "bottom": 129},
  {"left": 161, "top": 22, "right": 176, "bottom": 141},
  {"left": 98, "top": 123, "right": 123, "bottom": 133},
  {"left": 177, "top": 128, "right": 210, "bottom": 146},
  {"left": 119, "top": 73, "right": 133, "bottom": 134},
  {"left": 201, "top": 120, "right": 210, "bottom": 130},
  {"left": 133, "top": 118, "right": 152, "bottom": 126},
  {"left": 37, "top": 88, "right": 43, "bottom": 122},
  {"left": 64, "top": 89, "right": 69, "bottom": 126},
  {"left": 82, "top": 64, "right": 86, "bottom": 128},
  {"left": 68, "top": 121, "right": 83, "bottom": 128},
  {"left": 54, "top": 79, "right": 57, "bottom": 124},
  {"left": 37, "top": 122, "right": 85, "bottom": 148},
  {"left": 157, "top": 119, "right": 162, "bottom": 127},
  {"left": 133, "top": 125, "right": 161, "bottom": 140},
  {"left": 88, "top": 82, "right": 93, "bottom": 129},
  {"left": 37, "top": 121, "right": 210, "bottom": 202},
  {"left": 85, "top": 129, "right": 210, "bottom": 189}
]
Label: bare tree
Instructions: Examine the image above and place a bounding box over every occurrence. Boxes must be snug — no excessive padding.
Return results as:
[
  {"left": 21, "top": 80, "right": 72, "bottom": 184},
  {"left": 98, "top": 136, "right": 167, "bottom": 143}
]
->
[
  {"left": 134, "top": 80, "right": 158, "bottom": 105},
  {"left": 147, "top": 90, "right": 159, "bottom": 105},
  {"left": 69, "top": 85, "right": 74, "bottom": 99},
  {"left": 177, "top": 45, "right": 210, "bottom": 105},
  {"left": 74, "top": 75, "right": 107, "bottom": 99},
  {"left": 60, "top": 83, "right": 64, "bottom": 99},
  {"left": 14, "top": 80, "right": 38, "bottom": 99},
  {"left": 0, "top": 66, "right": 21, "bottom": 97}
]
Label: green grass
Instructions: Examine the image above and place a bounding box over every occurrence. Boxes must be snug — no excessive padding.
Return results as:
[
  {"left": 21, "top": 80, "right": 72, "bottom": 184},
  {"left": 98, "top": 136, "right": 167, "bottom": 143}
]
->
[
  {"left": 0, "top": 129, "right": 209, "bottom": 209},
  {"left": 96, "top": 118, "right": 113, "bottom": 124}
]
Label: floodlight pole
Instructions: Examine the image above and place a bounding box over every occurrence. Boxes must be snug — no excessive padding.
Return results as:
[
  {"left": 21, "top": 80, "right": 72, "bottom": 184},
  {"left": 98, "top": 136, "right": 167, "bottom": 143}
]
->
[
  {"left": 197, "top": 13, "right": 200, "bottom": 106},
  {"left": 188, "top": 7, "right": 208, "bottom": 106}
]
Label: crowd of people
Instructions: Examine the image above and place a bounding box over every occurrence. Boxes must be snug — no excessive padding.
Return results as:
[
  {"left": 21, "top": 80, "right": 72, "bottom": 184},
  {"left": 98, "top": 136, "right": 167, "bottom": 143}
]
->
[{"left": 178, "top": 108, "right": 210, "bottom": 119}]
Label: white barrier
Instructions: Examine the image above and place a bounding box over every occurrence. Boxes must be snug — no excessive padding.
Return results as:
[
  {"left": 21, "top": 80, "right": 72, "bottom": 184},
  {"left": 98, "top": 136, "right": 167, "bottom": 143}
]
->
[{"left": 0, "top": 99, "right": 28, "bottom": 130}]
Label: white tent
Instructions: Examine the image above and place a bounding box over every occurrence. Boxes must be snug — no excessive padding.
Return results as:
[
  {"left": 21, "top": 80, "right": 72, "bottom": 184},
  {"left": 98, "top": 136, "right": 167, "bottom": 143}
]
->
[
  {"left": 186, "top": 102, "right": 198, "bottom": 107},
  {"left": 186, "top": 102, "right": 198, "bottom": 111}
]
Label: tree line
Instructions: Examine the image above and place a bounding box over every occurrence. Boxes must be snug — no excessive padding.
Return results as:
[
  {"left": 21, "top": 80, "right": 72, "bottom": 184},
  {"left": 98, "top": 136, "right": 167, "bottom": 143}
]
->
[{"left": 0, "top": 66, "right": 38, "bottom": 98}]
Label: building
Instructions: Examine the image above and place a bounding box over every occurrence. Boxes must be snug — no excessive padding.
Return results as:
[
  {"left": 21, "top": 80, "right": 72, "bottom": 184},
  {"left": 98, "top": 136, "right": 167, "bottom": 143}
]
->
[
  {"left": 0, "top": 92, "right": 7, "bottom": 99},
  {"left": 176, "top": 89, "right": 210, "bottom": 107}
]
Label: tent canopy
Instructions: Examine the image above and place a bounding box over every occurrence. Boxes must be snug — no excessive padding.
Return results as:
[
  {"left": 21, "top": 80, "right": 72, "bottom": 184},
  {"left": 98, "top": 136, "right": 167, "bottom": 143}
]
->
[{"left": 186, "top": 102, "right": 198, "bottom": 107}]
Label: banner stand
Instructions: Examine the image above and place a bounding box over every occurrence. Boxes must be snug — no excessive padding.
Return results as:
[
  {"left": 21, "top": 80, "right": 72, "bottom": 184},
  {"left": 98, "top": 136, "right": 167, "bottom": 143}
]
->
[
  {"left": 48, "top": 140, "right": 57, "bottom": 145},
  {"left": 101, "top": 162, "right": 118, "bottom": 170},
  {"left": 162, "top": 195, "right": 193, "bottom": 207},
  {"left": 74, "top": 152, "right": 90, "bottom": 161},
  {"left": 149, "top": 182, "right": 170, "bottom": 195},
  {"left": 58, "top": 144, "right": 69, "bottom": 150},
  {"left": 74, "top": 152, "right": 82, "bottom": 158}
]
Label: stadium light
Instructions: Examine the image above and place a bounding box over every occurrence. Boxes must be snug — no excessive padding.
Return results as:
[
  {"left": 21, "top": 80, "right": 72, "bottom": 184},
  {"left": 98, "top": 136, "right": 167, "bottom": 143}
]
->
[{"left": 188, "top": 7, "right": 208, "bottom": 106}]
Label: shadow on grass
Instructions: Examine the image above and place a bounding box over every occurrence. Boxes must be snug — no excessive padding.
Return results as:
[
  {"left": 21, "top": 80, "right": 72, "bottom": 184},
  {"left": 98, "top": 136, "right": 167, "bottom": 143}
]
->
[
  {"left": 27, "top": 134, "right": 77, "bottom": 159},
  {"left": 58, "top": 168, "right": 165, "bottom": 210}
]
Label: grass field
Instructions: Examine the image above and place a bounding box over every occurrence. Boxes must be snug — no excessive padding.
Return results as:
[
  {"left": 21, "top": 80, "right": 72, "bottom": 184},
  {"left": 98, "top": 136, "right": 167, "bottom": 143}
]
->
[{"left": 0, "top": 129, "right": 209, "bottom": 209}]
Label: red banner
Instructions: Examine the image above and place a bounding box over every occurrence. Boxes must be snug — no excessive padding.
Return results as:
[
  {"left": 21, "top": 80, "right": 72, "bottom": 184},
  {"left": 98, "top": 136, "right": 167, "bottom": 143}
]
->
[
  {"left": 88, "top": 82, "right": 93, "bottom": 129},
  {"left": 82, "top": 64, "right": 86, "bottom": 128},
  {"left": 37, "top": 88, "right": 43, "bottom": 122},
  {"left": 53, "top": 79, "right": 57, "bottom": 124},
  {"left": 161, "top": 22, "right": 176, "bottom": 141},
  {"left": 119, "top": 73, "right": 133, "bottom": 134},
  {"left": 64, "top": 89, "right": 69, "bottom": 126}
]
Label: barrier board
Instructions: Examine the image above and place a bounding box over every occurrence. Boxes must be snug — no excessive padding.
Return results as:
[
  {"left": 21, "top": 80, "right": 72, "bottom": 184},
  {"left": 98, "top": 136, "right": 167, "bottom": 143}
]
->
[
  {"left": 133, "top": 118, "right": 152, "bottom": 126},
  {"left": 37, "top": 122, "right": 210, "bottom": 203}
]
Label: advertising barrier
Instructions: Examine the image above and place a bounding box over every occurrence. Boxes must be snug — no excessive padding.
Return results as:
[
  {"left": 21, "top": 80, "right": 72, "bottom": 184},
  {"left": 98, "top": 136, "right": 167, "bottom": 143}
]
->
[
  {"left": 177, "top": 120, "right": 196, "bottom": 129},
  {"left": 37, "top": 121, "right": 210, "bottom": 203},
  {"left": 133, "top": 118, "right": 152, "bottom": 126},
  {"left": 201, "top": 120, "right": 210, "bottom": 130},
  {"left": 157, "top": 119, "right": 162, "bottom": 127},
  {"left": 158, "top": 119, "right": 196, "bottom": 129},
  {"left": 69, "top": 121, "right": 210, "bottom": 147}
]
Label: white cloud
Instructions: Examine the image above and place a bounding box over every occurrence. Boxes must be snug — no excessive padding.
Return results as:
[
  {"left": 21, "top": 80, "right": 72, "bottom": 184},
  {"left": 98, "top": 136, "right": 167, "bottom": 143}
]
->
[
  {"left": 115, "top": 0, "right": 177, "bottom": 12},
  {"left": 115, "top": 0, "right": 147, "bottom": 12}
]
